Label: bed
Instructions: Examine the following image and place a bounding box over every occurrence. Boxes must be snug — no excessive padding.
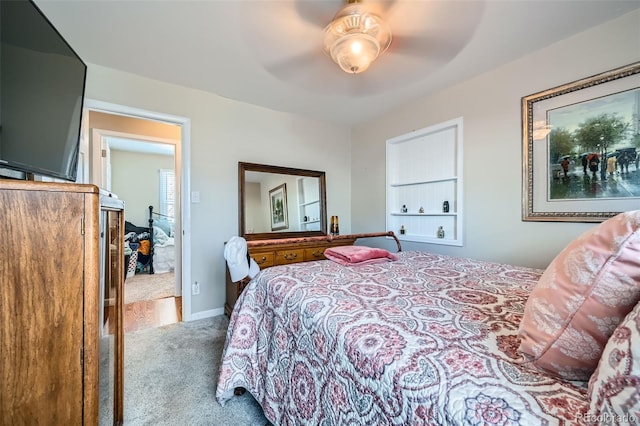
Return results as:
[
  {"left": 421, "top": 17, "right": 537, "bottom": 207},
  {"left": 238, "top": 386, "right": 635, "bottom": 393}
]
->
[
  {"left": 216, "top": 211, "right": 640, "bottom": 425},
  {"left": 124, "top": 205, "right": 175, "bottom": 276}
]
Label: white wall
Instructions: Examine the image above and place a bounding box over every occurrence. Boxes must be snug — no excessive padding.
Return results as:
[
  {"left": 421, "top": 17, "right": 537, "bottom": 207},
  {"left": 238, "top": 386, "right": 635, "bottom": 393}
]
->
[
  {"left": 84, "top": 66, "right": 352, "bottom": 315},
  {"left": 352, "top": 10, "right": 640, "bottom": 269},
  {"left": 81, "top": 9, "right": 638, "bottom": 315},
  {"left": 110, "top": 150, "right": 174, "bottom": 226},
  {"left": 245, "top": 182, "right": 265, "bottom": 233}
]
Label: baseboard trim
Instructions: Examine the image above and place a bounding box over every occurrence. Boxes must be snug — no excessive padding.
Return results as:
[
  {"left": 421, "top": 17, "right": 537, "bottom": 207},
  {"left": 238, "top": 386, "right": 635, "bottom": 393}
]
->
[{"left": 188, "top": 307, "right": 224, "bottom": 321}]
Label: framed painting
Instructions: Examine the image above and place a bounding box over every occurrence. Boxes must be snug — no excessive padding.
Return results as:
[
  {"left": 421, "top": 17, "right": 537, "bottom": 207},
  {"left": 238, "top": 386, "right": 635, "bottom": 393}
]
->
[
  {"left": 522, "top": 62, "right": 640, "bottom": 222},
  {"left": 269, "top": 183, "right": 288, "bottom": 231}
]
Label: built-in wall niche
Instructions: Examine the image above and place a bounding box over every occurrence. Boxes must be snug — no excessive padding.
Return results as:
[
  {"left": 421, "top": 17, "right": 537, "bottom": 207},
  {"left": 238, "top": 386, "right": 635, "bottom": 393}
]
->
[
  {"left": 386, "top": 117, "right": 464, "bottom": 246},
  {"left": 297, "top": 176, "right": 321, "bottom": 231}
]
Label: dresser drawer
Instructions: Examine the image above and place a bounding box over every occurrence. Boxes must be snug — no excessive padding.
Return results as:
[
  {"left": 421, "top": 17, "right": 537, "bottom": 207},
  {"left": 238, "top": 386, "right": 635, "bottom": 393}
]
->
[
  {"left": 275, "top": 249, "right": 305, "bottom": 265},
  {"left": 250, "top": 251, "right": 275, "bottom": 268},
  {"left": 304, "top": 247, "right": 326, "bottom": 261}
]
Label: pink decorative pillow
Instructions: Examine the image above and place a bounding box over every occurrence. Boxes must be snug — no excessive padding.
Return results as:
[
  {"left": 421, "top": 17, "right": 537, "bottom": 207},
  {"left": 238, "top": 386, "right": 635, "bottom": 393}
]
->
[
  {"left": 588, "top": 301, "right": 640, "bottom": 423},
  {"left": 518, "top": 210, "right": 640, "bottom": 380}
]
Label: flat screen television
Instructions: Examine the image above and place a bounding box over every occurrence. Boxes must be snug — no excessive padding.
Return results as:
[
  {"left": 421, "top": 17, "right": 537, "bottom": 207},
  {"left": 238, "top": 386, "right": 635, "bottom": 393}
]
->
[{"left": 0, "top": 0, "right": 87, "bottom": 182}]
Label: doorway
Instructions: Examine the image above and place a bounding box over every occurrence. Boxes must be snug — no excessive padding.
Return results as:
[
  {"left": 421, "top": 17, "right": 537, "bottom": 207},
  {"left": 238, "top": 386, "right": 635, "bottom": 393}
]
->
[
  {"left": 81, "top": 99, "right": 193, "bottom": 327},
  {"left": 107, "top": 134, "right": 179, "bottom": 331}
]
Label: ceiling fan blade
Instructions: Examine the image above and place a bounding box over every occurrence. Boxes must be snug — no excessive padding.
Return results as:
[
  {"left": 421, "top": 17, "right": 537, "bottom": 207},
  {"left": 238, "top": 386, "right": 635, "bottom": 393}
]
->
[
  {"left": 250, "top": 47, "right": 330, "bottom": 91},
  {"left": 384, "top": 0, "right": 485, "bottom": 61},
  {"left": 291, "top": 0, "right": 398, "bottom": 29},
  {"left": 292, "top": 0, "right": 340, "bottom": 29},
  {"left": 362, "top": 0, "right": 398, "bottom": 17},
  {"left": 265, "top": 50, "right": 330, "bottom": 83},
  {"left": 265, "top": 50, "right": 396, "bottom": 97},
  {"left": 390, "top": 35, "right": 467, "bottom": 62}
]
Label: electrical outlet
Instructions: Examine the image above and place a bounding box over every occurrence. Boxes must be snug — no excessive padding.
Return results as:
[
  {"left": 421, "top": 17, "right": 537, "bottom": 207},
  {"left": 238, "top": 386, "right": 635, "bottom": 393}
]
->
[{"left": 192, "top": 281, "right": 200, "bottom": 295}]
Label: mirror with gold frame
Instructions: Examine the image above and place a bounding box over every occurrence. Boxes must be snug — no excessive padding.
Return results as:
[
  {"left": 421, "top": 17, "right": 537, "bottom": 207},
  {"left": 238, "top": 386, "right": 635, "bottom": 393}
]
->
[{"left": 239, "top": 162, "right": 327, "bottom": 240}]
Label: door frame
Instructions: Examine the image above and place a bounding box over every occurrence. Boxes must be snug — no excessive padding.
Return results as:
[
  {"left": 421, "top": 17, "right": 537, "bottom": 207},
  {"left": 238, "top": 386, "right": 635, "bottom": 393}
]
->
[
  {"left": 82, "top": 99, "right": 193, "bottom": 321},
  {"left": 92, "top": 128, "right": 180, "bottom": 296}
]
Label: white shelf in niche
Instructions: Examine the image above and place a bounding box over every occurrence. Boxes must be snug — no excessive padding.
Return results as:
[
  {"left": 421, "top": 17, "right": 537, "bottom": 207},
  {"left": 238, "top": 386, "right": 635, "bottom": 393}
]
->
[
  {"left": 391, "top": 212, "right": 457, "bottom": 216},
  {"left": 390, "top": 176, "right": 458, "bottom": 187},
  {"left": 297, "top": 177, "right": 321, "bottom": 231},
  {"left": 386, "top": 117, "right": 464, "bottom": 247},
  {"left": 398, "top": 234, "right": 461, "bottom": 246}
]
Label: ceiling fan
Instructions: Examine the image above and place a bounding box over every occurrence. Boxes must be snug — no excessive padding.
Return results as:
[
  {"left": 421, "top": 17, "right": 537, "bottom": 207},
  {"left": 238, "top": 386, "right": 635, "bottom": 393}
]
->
[
  {"left": 240, "top": 0, "right": 484, "bottom": 95},
  {"left": 322, "top": 0, "right": 393, "bottom": 74}
]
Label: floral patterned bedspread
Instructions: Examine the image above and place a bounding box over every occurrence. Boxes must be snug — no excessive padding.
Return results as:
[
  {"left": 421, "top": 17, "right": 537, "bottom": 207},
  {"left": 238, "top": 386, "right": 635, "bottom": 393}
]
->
[{"left": 216, "top": 251, "right": 589, "bottom": 425}]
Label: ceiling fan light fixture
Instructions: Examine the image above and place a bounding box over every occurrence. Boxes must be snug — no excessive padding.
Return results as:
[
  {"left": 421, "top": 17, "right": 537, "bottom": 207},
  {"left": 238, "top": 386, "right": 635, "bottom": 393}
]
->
[
  {"left": 323, "top": 1, "right": 392, "bottom": 74},
  {"left": 330, "top": 33, "right": 380, "bottom": 74}
]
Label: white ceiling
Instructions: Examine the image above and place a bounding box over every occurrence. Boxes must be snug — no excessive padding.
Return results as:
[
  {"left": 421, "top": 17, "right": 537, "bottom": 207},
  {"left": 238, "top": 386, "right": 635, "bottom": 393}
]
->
[
  {"left": 35, "top": 0, "right": 640, "bottom": 126},
  {"left": 106, "top": 137, "right": 175, "bottom": 156}
]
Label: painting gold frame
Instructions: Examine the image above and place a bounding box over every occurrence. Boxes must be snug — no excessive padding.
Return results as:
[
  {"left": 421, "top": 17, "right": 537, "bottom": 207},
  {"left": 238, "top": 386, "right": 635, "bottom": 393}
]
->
[
  {"left": 522, "top": 62, "right": 640, "bottom": 222},
  {"left": 269, "top": 183, "right": 288, "bottom": 231}
]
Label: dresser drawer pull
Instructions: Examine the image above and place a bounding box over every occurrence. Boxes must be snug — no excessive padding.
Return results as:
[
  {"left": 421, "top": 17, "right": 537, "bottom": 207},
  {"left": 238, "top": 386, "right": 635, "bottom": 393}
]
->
[
  {"left": 312, "top": 250, "right": 323, "bottom": 258},
  {"left": 284, "top": 253, "right": 298, "bottom": 260},
  {"left": 255, "top": 256, "right": 268, "bottom": 265}
]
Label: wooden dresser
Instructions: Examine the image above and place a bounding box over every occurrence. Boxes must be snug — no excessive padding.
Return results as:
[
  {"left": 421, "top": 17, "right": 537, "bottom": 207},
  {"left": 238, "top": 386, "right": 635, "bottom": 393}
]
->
[
  {"left": 0, "top": 180, "right": 124, "bottom": 425},
  {"left": 224, "top": 236, "right": 357, "bottom": 316}
]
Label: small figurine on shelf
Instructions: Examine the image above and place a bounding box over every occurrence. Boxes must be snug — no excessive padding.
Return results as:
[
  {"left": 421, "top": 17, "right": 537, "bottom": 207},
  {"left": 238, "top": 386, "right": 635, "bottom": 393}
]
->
[
  {"left": 437, "top": 226, "right": 445, "bottom": 238},
  {"left": 443, "top": 200, "right": 449, "bottom": 213},
  {"left": 400, "top": 225, "right": 406, "bottom": 235},
  {"left": 419, "top": 206, "right": 424, "bottom": 214},
  {"left": 401, "top": 204, "right": 408, "bottom": 213}
]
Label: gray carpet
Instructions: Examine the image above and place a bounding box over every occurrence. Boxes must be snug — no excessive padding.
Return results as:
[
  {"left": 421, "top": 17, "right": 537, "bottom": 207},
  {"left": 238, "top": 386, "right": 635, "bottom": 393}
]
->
[
  {"left": 125, "top": 272, "right": 175, "bottom": 305},
  {"left": 124, "top": 315, "right": 270, "bottom": 425}
]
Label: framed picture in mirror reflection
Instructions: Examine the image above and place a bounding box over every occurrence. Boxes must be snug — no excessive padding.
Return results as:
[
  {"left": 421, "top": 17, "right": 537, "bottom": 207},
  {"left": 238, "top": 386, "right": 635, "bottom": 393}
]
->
[{"left": 269, "top": 183, "right": 288, "bottom": 231}]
